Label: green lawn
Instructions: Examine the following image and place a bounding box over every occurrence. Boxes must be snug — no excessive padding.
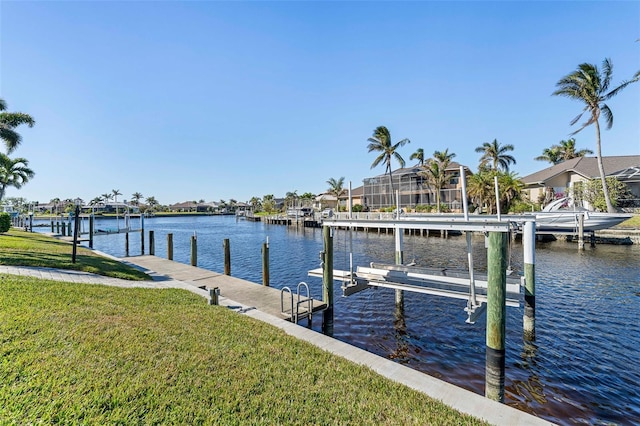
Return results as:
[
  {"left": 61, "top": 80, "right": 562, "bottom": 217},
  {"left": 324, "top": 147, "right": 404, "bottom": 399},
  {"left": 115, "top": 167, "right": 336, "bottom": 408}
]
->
[
  {"left": 0, "top": 276, "right": 485, "bottom": 425},
  {"left": 0, "top": 229, "right": 149, "bottom": 280},
  {"left": 615, "top": 214, "right": 640, "bottom": 229}
]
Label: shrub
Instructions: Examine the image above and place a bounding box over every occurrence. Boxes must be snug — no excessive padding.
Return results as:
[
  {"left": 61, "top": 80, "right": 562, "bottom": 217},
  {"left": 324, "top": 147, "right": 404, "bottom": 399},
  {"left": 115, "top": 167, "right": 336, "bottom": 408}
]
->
[
  {"left": 0, "top": 213, "right": 11, "bottom": 233},
  {"left": 352, "top": 204, "right": 364, "bottom": 212}
]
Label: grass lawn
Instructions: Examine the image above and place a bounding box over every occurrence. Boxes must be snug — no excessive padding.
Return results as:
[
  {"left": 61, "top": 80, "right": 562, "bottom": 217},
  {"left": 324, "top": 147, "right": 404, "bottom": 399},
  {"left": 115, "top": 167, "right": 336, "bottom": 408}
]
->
[
  {"left": 0, "top": 276, "right": 485, "bottom": 425},
  {"left": 615, "top": 214, "right": 640, "bottom": 229},
  {"left": 0, "top": 229, "right": 149, "bottom": 280}
]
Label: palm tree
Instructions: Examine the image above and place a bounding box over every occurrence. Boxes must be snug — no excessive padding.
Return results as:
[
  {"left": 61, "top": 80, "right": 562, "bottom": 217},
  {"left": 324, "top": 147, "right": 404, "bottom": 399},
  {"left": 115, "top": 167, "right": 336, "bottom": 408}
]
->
[
  {"left": 367, "top": 126, "right": 410, "bottom": 207},
  {"left": 467, "top": 169, "right": 496, "bottom": 214},
  {"left": 475, "top": 139, "right": 516, "bottom": 172},
  {"left": 0, "top": 154, "right": 34, "bottom": 202},
  {"left": 112, "top": 189, "right": 122, "bottom": 203},
  {"left": 101, "top": 193, "right": 112, "bottom": 203},
  {"left": 326, "top": 177, "right": 345, "bottom": 210},
  {"left": 418, "top": 150, "right": 455, "bottom": 213},
  {"left": 145, "top": 196, "right": 158, "bottom": 212},
  {"left": 558, "top": 138, "right": 593, "bottom": 161},
  {"left": 535, "top": 146, "right": 563, "bottom": 165},
  {"left": 131, "top": 192, "right": 143, "bottom": 206},
  {"left": 410, "top": 148, "right": 425, "bottom": 166},
  {"left": 50, "top": 197, "right": 61, "bottom": 215},
  {"left": 497, "top": 172, "right": 524, "bottom": 213},
  {"left": 0, "top": 99, "right": 35, "bottom": 154},
  {"left": 553, "top": 58, "right": 638, "bottom": 212}
]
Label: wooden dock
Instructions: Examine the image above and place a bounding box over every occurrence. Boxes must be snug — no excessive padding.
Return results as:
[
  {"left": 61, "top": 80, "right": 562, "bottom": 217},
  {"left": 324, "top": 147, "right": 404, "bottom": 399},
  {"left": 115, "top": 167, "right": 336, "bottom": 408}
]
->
[{"left": 123, "top": 255, "right": 327, "bottom": 322}]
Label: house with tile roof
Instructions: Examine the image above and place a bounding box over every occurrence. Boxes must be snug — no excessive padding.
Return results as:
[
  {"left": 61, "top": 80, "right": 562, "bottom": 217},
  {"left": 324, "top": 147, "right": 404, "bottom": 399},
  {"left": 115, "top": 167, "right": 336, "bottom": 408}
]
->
[{"left": 521, "top": 155, "right": 640, "bottom": 207}]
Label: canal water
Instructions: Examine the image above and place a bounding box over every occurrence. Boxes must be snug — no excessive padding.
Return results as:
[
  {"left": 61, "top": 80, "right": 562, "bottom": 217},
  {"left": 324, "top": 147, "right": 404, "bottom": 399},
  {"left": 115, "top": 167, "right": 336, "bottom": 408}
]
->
[{"left": 40, "top": 215, "right": 640, "bottom": 425}]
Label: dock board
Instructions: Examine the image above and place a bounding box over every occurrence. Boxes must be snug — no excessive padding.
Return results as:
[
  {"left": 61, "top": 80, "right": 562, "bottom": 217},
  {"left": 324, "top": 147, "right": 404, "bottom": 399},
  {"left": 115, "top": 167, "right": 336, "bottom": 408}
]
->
[{"left": 123, "top": 255, "right": 326, "bottom": 321}]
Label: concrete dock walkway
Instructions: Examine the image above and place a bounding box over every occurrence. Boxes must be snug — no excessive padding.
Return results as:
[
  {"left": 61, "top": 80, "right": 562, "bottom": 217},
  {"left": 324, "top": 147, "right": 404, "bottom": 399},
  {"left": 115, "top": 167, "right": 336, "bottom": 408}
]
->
[{"left": 1, "top": 253, "right": 553, "bottom": 425}]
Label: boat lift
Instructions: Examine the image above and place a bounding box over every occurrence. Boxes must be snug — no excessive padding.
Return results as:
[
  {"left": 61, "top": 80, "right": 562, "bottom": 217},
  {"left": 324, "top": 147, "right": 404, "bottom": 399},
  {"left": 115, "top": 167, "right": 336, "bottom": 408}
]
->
[{"left": 308, "top": 170, "right": 533, "bottom": 324}]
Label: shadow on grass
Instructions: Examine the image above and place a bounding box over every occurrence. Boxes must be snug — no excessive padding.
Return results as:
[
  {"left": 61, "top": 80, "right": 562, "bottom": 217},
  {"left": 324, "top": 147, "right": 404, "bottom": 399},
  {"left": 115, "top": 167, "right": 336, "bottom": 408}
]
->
[{"left": 0, "top": 231, "right": 150, "bottom": 281}]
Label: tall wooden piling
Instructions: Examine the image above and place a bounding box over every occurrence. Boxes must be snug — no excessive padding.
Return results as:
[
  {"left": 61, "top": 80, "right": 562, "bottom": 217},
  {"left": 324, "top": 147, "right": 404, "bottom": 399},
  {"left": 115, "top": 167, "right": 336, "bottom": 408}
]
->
[
  {"left": 51, "top": 219, "right": 54, "bottom": 233},
  {"left": 71, "top": 206, "right": 80, "bottom": 263},
  {"left": 262, "top": 240, "right": 269, "bottom": 286},
  {"left": 223, "top": 238, "right": 231, "bottom": 275},
  {"left": 61, "top": 222, "right": 66, "bottom": 236},
  {"left": 149, "top": 230, "right": 155, "bottom": 256},
  {"left": 190, "top": 235, "right": 197, "bottom": 266},
  {"left": 322, "top": 226, "right": 334, "bottom": 335},
  {"left": 523, "top": 220, "right": 536, "bottom": 341},
  {"left": 140, "top": 216, "right": 145, "bottom": 255},
  {"left": 485, "top": 231, "right": 507, "bottom": 402},
  {"left": 167, "top": 233, "right": 173, "bottom": 260},
  {"left": 89, "top": 215, "right": 94, "bottom": 249},
  {"left": 125, "top": 232, "right": 130, "bottom": 257}
]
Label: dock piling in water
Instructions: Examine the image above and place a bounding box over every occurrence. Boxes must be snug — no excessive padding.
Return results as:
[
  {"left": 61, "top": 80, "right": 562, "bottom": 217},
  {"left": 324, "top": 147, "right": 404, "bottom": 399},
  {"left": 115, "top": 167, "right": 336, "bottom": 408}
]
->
[
  {"left": 523, "top": 220, "right": 536, "bottom": 341},
  {"left": 224, "top": 238, "right": 231, "bottom": 275},
  {"left": 485, "top": 231, "right": 507, "bottom": 402},
  {"left": 167, "top": 233, "right": 173, "bottom": 260},
  {"left": 190, "top": 235, "right": 197, "bottom": 266},
  {"left": 262, "top": 240, "right": 269, "bottom": 286},
  {"left": 149, "top": 230, "right": 155, "bottom": 256}
]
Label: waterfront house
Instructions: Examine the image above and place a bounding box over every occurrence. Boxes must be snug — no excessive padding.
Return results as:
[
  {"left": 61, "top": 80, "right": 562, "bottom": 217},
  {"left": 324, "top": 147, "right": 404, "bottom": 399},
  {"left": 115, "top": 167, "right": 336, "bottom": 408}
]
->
[
  {"left": 521, "top": 155, "right": 640, "bottom": 208},
  {"left": 362, "top": 162, "right": 473, "bottom": 211}
]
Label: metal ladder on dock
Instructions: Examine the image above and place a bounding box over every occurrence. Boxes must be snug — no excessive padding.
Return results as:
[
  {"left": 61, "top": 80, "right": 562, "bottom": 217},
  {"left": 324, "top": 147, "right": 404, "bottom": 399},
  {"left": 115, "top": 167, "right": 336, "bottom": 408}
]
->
[{"left": 280, "top": 282, "right": 313, "bottom": 324}]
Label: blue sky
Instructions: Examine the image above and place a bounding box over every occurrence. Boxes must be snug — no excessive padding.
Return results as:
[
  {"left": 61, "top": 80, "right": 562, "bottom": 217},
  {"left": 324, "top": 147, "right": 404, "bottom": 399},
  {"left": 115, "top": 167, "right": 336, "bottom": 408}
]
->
[{"left": 1, "top": 1, "right": 639, "bottom": 205}]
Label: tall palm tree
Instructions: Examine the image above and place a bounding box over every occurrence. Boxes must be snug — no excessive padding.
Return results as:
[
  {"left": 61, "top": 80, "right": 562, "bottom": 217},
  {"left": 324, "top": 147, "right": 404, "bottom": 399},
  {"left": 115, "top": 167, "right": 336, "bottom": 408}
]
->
[
  {"left": 326, "top": 177, "right": 345, "bottom": 210},
  {"left": 553, "top": 58, "right": 638, "bottom": 212},
  {"left": 475, "top": 139, "right": 516, "bottom": 172},
  {"left": 558, "top": 138, "right": 593, "bottom": 161},
  {"left": 131, "top": 192, "right": 143, "bottom": 206},
  {"left": 0, "top": 99, "right": 35, "bottom": 154},
  {"left": 535, "top": 146, "right": 563, "bottom": 165},
  {"left": 0, "top": 154, "right": 35, "bottom": 203},
  {"left": 410, "top": 148, "right": 425, "bottom": 166},
  {"left": 367, "top": 126, "right": 410, "bottom": 207},
  {"left": 101, "top": 193, "right": 112, "bottom": 203},
  {"left": 112, "top": 189, "right": 122, "bottom": 203}
]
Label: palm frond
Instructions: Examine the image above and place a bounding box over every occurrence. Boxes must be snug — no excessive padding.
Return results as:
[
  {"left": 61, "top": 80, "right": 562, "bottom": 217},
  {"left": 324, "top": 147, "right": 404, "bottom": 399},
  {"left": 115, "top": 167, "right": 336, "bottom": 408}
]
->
[
  {"left": 370, "top": 153, "right": 385, "bottom": 169},
  {"left": 601, "top": 105, "right": 614, "bottom": 130}
]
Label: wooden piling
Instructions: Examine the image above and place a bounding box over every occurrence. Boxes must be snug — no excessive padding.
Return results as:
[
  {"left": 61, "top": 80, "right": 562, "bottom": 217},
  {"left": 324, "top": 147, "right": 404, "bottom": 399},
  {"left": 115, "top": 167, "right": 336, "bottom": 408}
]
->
[
  {"left": 262, "top": 241, "right": 269, "bottom": 286},
  {"left": 223, "top": 238, "right": 231, "bottom": 275},
  {"left": 167, "top": 233, "right": 173, "bottom": 260},
  {"left": 61, "top": 222, "right": 66, "bottom": 236},
  {"left": 89, "top": 215, "right": 94, "bottom": 249},
  {"left": 523, "top": 221, "right": 536, "bottom": 341},
  {"left": 71, "top": 206, "right": 80, "bottom": 263},
  {"left": 485, "top": 231, "right": 507, "bottom": 402},
  {"left": 190, "top": 235, "right": 197, "bottom": 266},
  {"left": 50, "top": 220, "right": 54, "bottom": 233},
  {"left": 149, "top": 230, "right": 155, "bottom": 256},
  {"left": 322, "top": 226, "right": 334, "bottom": 335},
  {"left": 125, "top": 232, "right": 129, "bottom": 257}
]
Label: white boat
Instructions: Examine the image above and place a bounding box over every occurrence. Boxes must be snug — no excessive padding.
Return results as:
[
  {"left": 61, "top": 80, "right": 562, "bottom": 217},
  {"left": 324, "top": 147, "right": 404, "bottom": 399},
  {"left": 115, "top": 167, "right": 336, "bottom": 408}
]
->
[{"left": 534, "top": 198, "right": 631, "bottom": 232}]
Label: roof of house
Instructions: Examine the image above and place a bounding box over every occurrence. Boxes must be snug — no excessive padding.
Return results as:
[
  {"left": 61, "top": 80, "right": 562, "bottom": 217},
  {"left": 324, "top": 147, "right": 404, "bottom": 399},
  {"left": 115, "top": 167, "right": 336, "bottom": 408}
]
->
[
  {"left": 521, "top": 155, "right": 640, "bottom": 185},
  {"left": 338, "top": 185, "right": 364, "bottom": 199}
]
